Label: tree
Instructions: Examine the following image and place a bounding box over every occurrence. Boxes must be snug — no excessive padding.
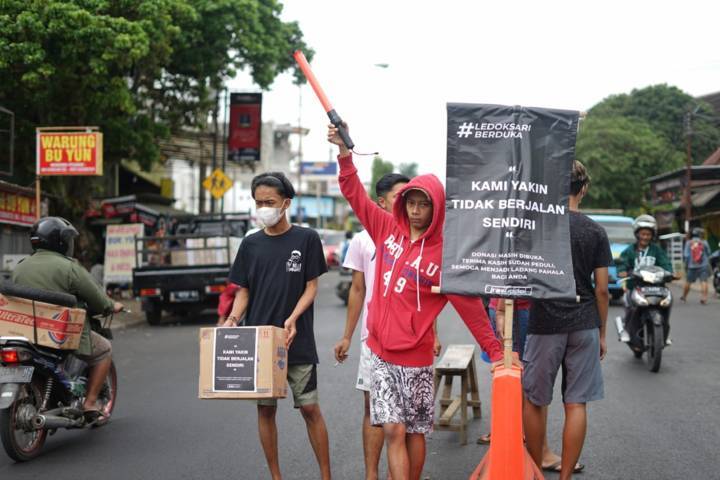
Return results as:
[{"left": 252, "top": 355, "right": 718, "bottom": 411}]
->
[
  {"left": 0, "top": 0, "right": 311, "bottom": 217},
  {"left": 370, "top": 155, "right": 394, "bottom": 194},
  {"left": 398, "top": 162, "right": 418, "bottom": 178},
  {"left": 589, "top": 84, "right": 720, "bottom": 163},
  {"left": 576, "top": 116, "right": 684, "bottom": 210}
]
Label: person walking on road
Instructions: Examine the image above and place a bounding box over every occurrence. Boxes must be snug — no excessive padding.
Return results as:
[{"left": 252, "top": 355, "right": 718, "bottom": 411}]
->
[
  {"left": 329, "top": 124, "right": 503, "bottom": 480},
  {"left": 522, "top": 161, "right": 612, "bottom": 480},
  {"left": 224, "top": 172, "right": 331, "bottom": 480},
  {"left": 682, "top": 227, "right": 712, "bottom": 304}
]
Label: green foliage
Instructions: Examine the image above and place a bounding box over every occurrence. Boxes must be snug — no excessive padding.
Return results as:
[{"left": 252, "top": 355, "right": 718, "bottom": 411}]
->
[
  {"left": 576, "top": 116, "right": 684, "bottom": 210},
  {"left": 0, "top": 0, "right": 311, "bottom": 217},
  {"left": 579, "top": 84, "right": 720, "bottom": 213},
  {"left": 370, "top": 155, "right": 394, "bottom": 196},
  {"left": 588, "top": 84, "right": 720, "bottom": 163},
  {"left": 398, "top": 162, "right": 418, "bottom": 178}
]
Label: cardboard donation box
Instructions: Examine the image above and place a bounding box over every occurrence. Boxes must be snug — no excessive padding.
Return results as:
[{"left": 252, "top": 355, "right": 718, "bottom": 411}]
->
[
  {"left": 199, "top": 326, "right": 288, "bottom": 399},
  {"left": 0, "top": 293, "right": 86, "bottom": 350}
]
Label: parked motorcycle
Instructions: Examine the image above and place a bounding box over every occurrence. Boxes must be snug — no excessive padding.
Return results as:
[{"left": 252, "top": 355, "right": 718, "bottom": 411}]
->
[
  {"left": 0, "top": 282, "right": 117, "bottom": 462},
  {"left": 614, "top": 265, "right": 673, "bottom": 373},
  {"left": 710, "top": 250, "right": 720, "bottom": 295},
  {"left": 335, "top": 267, "right": 352, "bottom": 305}
]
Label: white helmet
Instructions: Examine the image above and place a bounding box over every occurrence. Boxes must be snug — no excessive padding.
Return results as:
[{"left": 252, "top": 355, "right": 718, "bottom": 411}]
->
[{"left": 633, "top": 214, "right": 657, "bottom": 237}]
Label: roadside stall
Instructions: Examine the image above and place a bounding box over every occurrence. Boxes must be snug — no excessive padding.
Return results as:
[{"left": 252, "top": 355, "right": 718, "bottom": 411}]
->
[{"left": 0, "top": 180, "right": 45, "bottom": 281}]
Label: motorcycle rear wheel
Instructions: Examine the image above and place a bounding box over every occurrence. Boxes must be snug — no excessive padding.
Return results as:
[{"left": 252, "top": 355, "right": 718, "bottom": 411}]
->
[
  {"left": 0, "top": 379, "right": 48, "bottom": 462},
  {"left": 646, "top": 323, "right": 664, "bottom": 373}
]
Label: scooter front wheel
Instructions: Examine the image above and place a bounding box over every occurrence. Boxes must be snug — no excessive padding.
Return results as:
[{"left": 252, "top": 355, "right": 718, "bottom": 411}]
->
[{"left": 646, "top": 323, "right": 664, "bottom": 373}]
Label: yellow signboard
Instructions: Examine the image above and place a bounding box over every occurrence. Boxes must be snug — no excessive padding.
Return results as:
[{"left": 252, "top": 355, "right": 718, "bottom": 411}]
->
[{"left": 203, "top": 169, "right": 234, "bottom": 199}]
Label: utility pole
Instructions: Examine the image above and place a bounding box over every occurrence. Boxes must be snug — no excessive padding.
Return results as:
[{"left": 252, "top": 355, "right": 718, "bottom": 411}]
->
[
  {"left": 210, "top": 89, "right": 219, "bottom": 213},
  {"left": 683, "top": 112, "right": 693, "bottom": 233},
  {"left": 221, "top": 88, "right": 228, "bottom": 216}
]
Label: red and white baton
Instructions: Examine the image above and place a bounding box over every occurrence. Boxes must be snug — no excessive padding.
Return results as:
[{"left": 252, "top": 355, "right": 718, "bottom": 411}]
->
[{"left": 293, "top": 50, "right": 355, "bottom": 150}]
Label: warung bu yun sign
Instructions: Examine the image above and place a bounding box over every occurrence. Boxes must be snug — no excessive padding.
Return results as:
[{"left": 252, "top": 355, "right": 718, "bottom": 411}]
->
[
  {"left": 441, "top": 103, "right": 579, "bottom": 300},
  {"left": 37, "top": 128, "right": 103, "bottom": 176}
]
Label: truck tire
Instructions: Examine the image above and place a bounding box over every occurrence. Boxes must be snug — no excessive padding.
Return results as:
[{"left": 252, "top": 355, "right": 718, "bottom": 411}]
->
[
  {"left": 0, "top": 281, "right": 77, "bottom": 307},
  {"left": 144, "top": 299, "right": 162, "bottom": 326}
]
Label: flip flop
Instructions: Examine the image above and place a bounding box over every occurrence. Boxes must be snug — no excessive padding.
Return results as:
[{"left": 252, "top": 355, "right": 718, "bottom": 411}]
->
[
  {"left": 476, "top": 433, "right": 491, "bottom": 444},
  {"left": 83, "top": 408, "right": 108, "bottom": 424},
  {"left": 542, "top": 461, "right": 585, "bottom": 473}
]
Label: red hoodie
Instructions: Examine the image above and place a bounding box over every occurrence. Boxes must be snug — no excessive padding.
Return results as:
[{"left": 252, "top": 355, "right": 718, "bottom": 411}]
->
[{"left": 338, "top": 154, "right": 502, "bottom": 367}]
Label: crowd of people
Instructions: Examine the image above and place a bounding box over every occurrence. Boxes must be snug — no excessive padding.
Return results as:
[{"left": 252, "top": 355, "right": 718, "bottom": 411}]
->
[{"left": 208, "top": 123, "right": 715, "bottom": 480}]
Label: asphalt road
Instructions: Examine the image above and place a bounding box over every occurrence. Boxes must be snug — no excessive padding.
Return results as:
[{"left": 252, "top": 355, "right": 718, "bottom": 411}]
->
[{"left": 1, "top": 271, "right": 719, "bottom": 479}]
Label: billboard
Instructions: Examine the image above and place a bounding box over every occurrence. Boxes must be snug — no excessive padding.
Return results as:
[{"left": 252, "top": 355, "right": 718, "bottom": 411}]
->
[
  {"left": 300, "top": 162, "right": 337, "bottom": 176},
  {"left": 37, "top": 130, "right": 103, "bottom": 176},
  {"left": 228, "top": 93, "right": 262, "bottom": 163},
  {"left": 0, "top": 189, "right": 35, "bottom": 226},
  {"left": 104, "top": 223, "right": 144, "bottom": 286}
]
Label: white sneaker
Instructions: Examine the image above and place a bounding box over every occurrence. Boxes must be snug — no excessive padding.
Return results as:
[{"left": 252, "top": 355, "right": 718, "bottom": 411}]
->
[
  {"left": 620, "top": 330, "right": 631, "bottom": 343},
  {"left": 665, "top": 337, "right": 672, "bottom": 346}
]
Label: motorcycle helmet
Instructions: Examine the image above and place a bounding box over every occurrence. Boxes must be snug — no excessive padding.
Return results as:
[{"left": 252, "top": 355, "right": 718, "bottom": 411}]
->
[
  {"left": 633, "top": 214, "right": 657, "bottom": 238},
  {"left": 30, "top": 217, "right": 79, "bottom": 257},
  {"left": 691, "top": 227, "right": 705, "bottom": 239}
]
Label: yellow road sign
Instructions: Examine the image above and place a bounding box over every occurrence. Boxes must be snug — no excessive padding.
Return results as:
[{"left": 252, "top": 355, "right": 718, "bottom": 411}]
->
[{"left": 203, "top": 169, "right": 234, "bottom": 199}]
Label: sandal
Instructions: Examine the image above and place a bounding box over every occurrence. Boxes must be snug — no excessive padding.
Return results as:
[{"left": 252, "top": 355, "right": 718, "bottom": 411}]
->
[
  {"left": 476, "top": 433, "right": 491, "bottom": 444},
  {"left": 542, "top": 461, "right": 585, "bottom": 473}
]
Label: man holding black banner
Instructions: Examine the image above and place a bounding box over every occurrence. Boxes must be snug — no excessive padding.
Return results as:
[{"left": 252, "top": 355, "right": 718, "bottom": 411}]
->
[
  {"left": 329, "top": 124, "right": 503, "bottom": 480},
  {"left": 522, "top": 161, "right": 611, "bottom": 480},
  {"left": 224, "top": 172, "right": 331, "bottom": 480}
]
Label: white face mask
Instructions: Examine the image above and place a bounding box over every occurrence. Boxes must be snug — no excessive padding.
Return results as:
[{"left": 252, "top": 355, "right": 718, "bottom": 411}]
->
[{"left": 256, "top": 206, "right": 285, "bottom": 228}]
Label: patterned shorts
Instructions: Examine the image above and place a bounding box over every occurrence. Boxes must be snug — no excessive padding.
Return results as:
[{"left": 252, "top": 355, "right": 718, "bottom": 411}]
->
[{"left": 370, "top": 353, "right": 434, "bottom": 434}]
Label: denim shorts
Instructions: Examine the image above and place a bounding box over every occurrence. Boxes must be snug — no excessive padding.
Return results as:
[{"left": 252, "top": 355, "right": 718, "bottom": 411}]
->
[
  {"left": 522, "top": 328, "right": 604, "bottom": 406},
  {"left": 686, "top": 266, "right": 710, "bottom": 283}
]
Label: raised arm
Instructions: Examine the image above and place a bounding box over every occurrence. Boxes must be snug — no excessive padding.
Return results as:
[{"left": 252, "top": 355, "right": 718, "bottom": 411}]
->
[{"left": 328, "top": 124, "right": 394, "bottom": 242}]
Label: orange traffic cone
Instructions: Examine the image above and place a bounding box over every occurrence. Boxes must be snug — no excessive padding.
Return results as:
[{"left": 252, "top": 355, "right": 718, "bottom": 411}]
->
[{"left": 469, "top": 299, "right": 544, "bottom": 480}]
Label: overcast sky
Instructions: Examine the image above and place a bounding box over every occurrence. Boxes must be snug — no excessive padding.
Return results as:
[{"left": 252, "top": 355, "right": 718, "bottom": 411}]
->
[{"left": 228, "top": 0, "right": 720, "bottom": 183}]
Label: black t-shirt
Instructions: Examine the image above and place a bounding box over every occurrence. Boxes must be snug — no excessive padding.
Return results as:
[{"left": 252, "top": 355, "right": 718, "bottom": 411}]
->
[
  {"left": 229, "top": 226, "right": 327, "bottom": 364},
  {"left": 529, "top": 211, "right": 612, "bottom": 334}
]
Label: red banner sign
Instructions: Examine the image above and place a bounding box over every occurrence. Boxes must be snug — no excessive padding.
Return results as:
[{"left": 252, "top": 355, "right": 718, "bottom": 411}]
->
[
  {"left": 0, "top": 190, "right": 36, "bottom": 226},
  {"left": 37, "top": 131, "right": 103, "bottom": 176},
  {"left": 228, "top": 93, "right": 261, "bottom": 163}
]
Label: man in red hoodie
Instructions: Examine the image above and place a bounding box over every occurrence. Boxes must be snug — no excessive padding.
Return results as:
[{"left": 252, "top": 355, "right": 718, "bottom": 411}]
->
[{"left": 328, "top": 125, "right": 503, "bottom": 480}]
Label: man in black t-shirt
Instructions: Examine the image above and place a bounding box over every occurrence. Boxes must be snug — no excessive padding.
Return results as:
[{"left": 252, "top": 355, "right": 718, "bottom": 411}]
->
[
  {"left": 523, "top": 161, "right": 612, "bottom": 480},
  {"left": 225, "top": 172, "right": 331, "bottom": 480}
]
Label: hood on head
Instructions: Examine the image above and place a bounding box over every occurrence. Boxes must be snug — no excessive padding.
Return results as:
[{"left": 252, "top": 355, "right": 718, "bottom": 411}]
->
[{"left": 393, "top": 174, "right": 445, "bottom": 242}]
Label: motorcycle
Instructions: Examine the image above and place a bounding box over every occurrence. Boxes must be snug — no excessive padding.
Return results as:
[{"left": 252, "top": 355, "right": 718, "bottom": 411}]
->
[
  {"left": 614, "top": 265, "right": 674, "bottom": 373},
  {"left": 335, "top": 267, "right": 352, "bottom": 305},
  {"left": 0, "top": 282, "right": 117, "bottom": 462},
  {"left": 710, "top": 250, "right": 720, "bottom": 295}
]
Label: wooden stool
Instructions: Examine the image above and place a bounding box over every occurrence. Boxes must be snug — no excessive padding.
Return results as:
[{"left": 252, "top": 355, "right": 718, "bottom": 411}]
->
[{"left": 433, "top": 344, "right": 481, "bottom": 445}]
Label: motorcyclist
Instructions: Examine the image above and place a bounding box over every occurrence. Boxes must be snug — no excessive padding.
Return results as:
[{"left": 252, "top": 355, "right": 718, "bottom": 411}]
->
[
  {"left": 11, "top": 217, "right": 123, "bottom": 419},
  {"left": 616, "top": 214, "right": 674, "bottom": 346}
]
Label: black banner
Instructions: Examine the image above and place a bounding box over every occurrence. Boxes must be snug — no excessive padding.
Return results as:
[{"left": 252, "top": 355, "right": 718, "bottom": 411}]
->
[
  {"left": 213, "top": 328, "right": 257, "bottom": 392},
  {"left": 441, "top": 103, "right": 578, "bottom": 300},
  {"left": 228, "top": 93, "right": 262, "bottom": 164}
]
